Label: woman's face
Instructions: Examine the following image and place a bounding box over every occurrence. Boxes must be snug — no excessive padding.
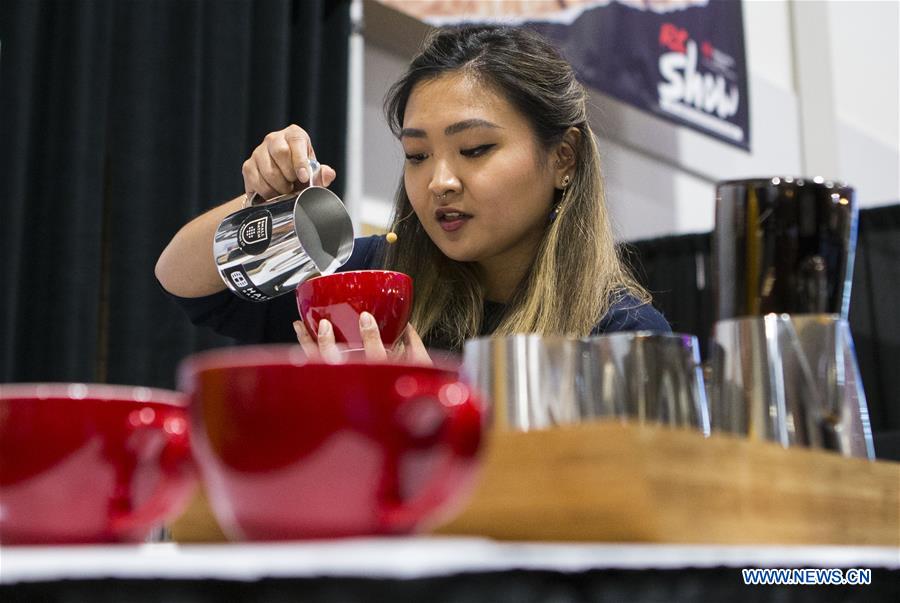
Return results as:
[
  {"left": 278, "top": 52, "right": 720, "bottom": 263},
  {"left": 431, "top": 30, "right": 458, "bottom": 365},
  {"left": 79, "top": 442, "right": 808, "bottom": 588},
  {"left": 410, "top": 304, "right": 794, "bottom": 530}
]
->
[{"left": 400, "top": 72, "right": 558, "bottom": 269}]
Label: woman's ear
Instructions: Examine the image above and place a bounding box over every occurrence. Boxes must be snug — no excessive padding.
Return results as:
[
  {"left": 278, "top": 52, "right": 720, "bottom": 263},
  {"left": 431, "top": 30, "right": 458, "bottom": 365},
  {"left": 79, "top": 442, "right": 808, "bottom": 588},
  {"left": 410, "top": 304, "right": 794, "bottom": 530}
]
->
[{"left": 554, "top": 127, "right": 581, "bottom": 185}]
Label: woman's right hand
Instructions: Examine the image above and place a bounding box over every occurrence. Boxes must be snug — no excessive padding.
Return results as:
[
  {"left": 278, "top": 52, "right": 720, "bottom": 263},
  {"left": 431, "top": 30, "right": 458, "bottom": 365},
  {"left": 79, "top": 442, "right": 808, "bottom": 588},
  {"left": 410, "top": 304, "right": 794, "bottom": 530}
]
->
[{"left": 242, "top": 124, "right": 337, "bottom": 200}]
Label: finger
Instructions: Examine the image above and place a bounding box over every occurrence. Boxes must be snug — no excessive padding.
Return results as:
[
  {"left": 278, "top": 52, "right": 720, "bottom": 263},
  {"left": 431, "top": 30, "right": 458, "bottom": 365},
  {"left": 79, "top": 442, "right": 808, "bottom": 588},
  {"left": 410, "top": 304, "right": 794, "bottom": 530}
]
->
[
  {"left": 316, "top": 319, "right": 342, "bottom": 363},
  {"left": 253, "top": 145, "right": 293, "bottom": 196},
  {"left": 265, "top": 132, "right": 301, "bottom": 186},
  {"left": 320, "top": 164, "right": 337, "bottom": 188},
  {"left": 242, "top": 159, "right": 278, "bottom": 200},
  {"left": 401, "top": 324, "right": 433, "bottom": 366},
  {"left": 359, "top": 312, "right": 388, "bottom": 362},
  {"left": 283, "top": 124, "right": 312, "bottom": 184},
  {"left": 293, "top": 321, "right": 320, "bottom": 360}
]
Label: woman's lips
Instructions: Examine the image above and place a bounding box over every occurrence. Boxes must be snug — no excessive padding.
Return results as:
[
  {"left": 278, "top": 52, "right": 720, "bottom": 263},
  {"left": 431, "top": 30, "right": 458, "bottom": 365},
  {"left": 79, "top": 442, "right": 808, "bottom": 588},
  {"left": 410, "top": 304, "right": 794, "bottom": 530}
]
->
[
  {"left": 438, "top": 214, "right": 471, "bottom": 232},
  {"left": 436, "top": 209, "right": 471, "bottom": 232},
  {"left": 440, "top": 217, "right": 468, "bottom": 232}
]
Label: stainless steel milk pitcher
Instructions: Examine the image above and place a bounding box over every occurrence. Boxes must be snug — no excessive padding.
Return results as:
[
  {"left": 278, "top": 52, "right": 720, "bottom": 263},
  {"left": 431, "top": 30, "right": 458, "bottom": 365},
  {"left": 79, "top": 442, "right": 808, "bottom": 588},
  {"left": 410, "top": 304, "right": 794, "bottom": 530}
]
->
[{"left": 213, "top": 160, "right": 355, "bottom": 302}]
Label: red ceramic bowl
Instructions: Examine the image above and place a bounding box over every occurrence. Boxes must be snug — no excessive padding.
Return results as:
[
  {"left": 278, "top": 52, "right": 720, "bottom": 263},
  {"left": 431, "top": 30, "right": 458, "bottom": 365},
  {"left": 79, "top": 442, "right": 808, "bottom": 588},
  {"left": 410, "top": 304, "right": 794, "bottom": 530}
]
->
[
  {"left": 179, "top": 346, "right": 483, "bottom": 541},
  {"left": 296, "top": 270, "right": 413, "bottom": 348},
  {"left": 0, "top": 383, "right": 196, "bottom": 544}
]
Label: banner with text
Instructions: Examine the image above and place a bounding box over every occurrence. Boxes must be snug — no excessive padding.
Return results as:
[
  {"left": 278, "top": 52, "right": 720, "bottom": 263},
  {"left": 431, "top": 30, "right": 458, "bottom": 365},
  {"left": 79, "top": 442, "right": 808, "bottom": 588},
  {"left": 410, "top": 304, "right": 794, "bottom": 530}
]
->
[{"left": 379, "top": 0, "right": 750, "bottom": 150}]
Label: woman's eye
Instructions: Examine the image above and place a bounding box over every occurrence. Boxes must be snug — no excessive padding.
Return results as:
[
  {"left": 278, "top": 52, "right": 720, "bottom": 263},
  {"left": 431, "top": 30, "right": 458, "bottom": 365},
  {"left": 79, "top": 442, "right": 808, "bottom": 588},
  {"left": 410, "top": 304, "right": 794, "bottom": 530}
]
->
[
  {"left": 404, "top": 153, "right": 428, "bottom": 164},
  {"left": 461, "top": 144, "right": 495, "bottom": 158}
]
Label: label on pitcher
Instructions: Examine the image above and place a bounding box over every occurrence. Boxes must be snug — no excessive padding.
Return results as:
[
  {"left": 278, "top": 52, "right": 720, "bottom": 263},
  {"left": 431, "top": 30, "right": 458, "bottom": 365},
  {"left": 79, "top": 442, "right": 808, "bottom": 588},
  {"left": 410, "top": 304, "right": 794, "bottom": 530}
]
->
[
  {"left": 238, "top": 209, "right": 273, "bottom": 256},
  {"left": 224, "top": 265, "right": 270, "bottom": 302}
]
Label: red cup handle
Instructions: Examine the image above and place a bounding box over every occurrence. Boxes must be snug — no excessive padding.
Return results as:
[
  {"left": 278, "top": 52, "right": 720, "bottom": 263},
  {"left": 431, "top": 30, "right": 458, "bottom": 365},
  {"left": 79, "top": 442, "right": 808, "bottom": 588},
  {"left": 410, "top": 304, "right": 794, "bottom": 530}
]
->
[
  {"left": 380, "top": 381, "right": 483, "bottom": 532},
  {"left": 110, "top": 411, "right": 196, "bottom": 534}
]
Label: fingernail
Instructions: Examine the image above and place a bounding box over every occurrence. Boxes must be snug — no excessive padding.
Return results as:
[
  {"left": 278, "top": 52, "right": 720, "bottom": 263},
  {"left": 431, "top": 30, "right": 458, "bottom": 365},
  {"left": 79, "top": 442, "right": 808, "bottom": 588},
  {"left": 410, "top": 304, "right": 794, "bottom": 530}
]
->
[
  {"left": 360, "top": 312, "right": 375, "bottom": 328},
  {"left": 318, "top": 319, "right": 331, "bottom": 336},
  {"left": 298, "top": 168, "right": 308, "bottom": 182},
  {"left": 293, "top": 321, "right": 304, "bottom": 335}
]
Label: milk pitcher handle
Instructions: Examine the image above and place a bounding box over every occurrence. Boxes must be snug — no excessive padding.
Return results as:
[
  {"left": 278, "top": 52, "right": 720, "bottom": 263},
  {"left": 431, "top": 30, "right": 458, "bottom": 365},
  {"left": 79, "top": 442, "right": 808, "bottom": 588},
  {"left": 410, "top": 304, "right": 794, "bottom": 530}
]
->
[{"left": 244, "top": 159, "right": 324, "bottom": 207}]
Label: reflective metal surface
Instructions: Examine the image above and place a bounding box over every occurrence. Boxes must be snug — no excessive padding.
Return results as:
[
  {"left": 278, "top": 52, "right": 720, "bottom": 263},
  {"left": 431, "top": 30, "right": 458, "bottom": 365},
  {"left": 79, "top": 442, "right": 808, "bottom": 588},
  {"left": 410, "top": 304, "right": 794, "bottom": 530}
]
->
[
  {"left": 708, "top": 314, "right": 874, "bottom": 458},
  {"left": 713, "top": 177, "right": 857, "bottom": 321},
  {"left": 463, "top": 334, "right": 709, "bottom": 434},
  {"left": 214, "top": 161, "right": 354, "bottom": 302}
]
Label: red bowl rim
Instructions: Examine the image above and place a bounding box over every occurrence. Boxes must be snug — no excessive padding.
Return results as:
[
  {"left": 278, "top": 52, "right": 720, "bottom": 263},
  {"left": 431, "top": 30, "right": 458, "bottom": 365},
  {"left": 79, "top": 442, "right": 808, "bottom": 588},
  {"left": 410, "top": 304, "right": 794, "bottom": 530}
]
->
[
  {"left": 178, "top": 344, "right": 459, "bottom": 379},
  {"left": 0, "top": 383, "right": 187, "bottom": 406},
  {"left": 296, "top": 269, "right": 412, "bottom": 290}
]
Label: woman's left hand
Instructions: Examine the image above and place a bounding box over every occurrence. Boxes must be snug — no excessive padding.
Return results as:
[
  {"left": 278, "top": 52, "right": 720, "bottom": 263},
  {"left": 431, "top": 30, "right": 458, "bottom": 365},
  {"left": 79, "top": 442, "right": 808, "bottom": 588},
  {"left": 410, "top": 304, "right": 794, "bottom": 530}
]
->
[{"left": 293, "top": 313, "right": 432, "bottom": 366}]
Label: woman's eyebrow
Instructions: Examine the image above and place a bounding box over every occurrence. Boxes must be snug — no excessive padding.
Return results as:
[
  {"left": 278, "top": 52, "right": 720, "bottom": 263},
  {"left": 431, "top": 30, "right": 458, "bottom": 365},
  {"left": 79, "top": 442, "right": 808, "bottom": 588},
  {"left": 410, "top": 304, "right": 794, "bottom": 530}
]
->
[
  {"left": 444, "top": 118, "right": 501, "bottom": 136},
  {"left": 399, "top": 119, "right": 501, "bottom": 139},
  {"left": 399, "top": 127, "right": 426, "bottom": 139}
]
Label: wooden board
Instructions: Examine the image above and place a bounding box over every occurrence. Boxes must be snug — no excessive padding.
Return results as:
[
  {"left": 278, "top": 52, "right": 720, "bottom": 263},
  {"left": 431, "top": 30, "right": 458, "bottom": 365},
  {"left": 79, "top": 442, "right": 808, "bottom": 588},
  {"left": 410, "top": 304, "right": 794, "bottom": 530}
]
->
[
  {"left": 170, "top": 421, "right": 900, "bottom": 545},
  {"left": 170, "top": 486, "right": 227, "bottom": 543},
  {"left": 433, "top": 421, "right": 900, "bottom": 545}
]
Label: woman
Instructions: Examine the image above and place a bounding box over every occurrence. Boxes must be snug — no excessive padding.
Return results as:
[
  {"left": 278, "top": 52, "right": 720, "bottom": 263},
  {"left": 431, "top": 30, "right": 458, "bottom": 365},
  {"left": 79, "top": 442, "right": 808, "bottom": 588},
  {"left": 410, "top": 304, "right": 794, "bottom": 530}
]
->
[{"left": 156, "top": 25, "right": 669, "bottom": 362}]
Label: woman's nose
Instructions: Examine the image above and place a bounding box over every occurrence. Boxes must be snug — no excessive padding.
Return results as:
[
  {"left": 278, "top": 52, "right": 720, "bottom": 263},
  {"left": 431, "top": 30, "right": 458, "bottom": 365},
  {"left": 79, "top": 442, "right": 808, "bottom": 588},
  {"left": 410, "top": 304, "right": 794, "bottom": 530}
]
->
[{"left": 427, "top": 160, "right": 462, "bottom": 198}]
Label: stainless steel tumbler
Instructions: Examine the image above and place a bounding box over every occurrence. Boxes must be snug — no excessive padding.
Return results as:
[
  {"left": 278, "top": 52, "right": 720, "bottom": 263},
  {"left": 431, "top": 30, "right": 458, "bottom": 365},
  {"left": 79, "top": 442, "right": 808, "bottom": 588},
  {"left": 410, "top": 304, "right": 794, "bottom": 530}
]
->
[
  {"left": 462, "top": 333, "right": 710, "bottom": 434},
  {"left": 707, "top": 177, "right": 874, "bottom": 458},
  {"left": 713, "top": 177, "right": 857, "bottom": 321},
  {"left": 708, "top": 314, "right": 874, "bottom": 459}
]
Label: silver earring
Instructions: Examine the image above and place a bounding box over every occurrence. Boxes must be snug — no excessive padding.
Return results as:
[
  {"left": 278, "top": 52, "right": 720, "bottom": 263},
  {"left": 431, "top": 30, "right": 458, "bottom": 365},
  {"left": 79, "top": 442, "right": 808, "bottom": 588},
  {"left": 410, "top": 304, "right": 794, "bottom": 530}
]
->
[{"left": 561, "top": 174, "right": 571, "bottom": 188}]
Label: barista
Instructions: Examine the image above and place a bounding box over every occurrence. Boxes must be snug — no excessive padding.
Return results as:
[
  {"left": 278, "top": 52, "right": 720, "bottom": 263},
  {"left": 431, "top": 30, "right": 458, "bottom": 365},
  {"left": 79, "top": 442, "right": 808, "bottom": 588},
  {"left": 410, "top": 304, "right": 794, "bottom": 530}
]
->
[{"left": 156, "top": 25, "right": 670, "bottom": 363}]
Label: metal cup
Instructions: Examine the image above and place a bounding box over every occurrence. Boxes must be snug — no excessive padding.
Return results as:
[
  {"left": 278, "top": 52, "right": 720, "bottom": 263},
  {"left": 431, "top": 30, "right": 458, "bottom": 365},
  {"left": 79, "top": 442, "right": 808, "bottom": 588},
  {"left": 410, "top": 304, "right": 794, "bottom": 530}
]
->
[
  {"left": 462, "top": 333, "right": 710, "bottom": 434},
  {"left": 213, "top": 160, "right": 355, "bottom": 302},
  {"left": 708, "top": 314, "right": 874, "bottom": 458},
  {"left": 713, "top": 177, "right": 857, "bottom": 321}
]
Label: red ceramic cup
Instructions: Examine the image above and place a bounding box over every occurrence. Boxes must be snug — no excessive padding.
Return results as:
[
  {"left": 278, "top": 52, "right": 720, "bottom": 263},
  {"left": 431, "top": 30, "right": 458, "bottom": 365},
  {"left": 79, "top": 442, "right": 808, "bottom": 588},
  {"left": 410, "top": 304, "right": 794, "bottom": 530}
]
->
[
  {"left": 0, "top": 383, "right": 196, "bottom": 544},
  {"left": 179, "top": 346, "right": 484, "bottom": 541},
  {"left": 295, "top": 270, "right": 413, "bottom": 348}
]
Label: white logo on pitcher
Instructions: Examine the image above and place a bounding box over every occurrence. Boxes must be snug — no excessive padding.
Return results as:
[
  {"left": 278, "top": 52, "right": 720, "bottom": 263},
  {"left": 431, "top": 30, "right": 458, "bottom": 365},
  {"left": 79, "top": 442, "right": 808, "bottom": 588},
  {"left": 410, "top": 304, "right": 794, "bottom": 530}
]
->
[
  {"left": 239, "top": 216, "right": 269, "bottom": 246},
  {"left": 230, "top": 271, "right": 248, "bottom": 288}
]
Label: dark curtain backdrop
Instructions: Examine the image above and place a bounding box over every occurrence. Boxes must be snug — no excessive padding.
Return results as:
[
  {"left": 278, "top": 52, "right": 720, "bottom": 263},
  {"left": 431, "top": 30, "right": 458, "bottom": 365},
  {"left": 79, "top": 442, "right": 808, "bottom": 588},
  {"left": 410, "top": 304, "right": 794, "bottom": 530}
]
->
[
  {"left": 1, "top": 0, "right": 351, "bottom": 389},
  {"left": 849, "top": 205, "right": 900, "bottom": 449},
  {"left": 628, "top": 203, "right": 900, "bottom": 458},
  {"left": 622, "top": 233, "right": 714, "bottom": 359}
]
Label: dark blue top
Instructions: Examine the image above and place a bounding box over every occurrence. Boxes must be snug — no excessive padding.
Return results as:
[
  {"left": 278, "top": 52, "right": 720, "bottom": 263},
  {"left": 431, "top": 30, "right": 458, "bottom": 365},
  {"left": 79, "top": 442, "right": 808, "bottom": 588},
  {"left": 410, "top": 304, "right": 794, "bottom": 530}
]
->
[{"left": 166, "top": 235, "right": 670, "bottom": 349}]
